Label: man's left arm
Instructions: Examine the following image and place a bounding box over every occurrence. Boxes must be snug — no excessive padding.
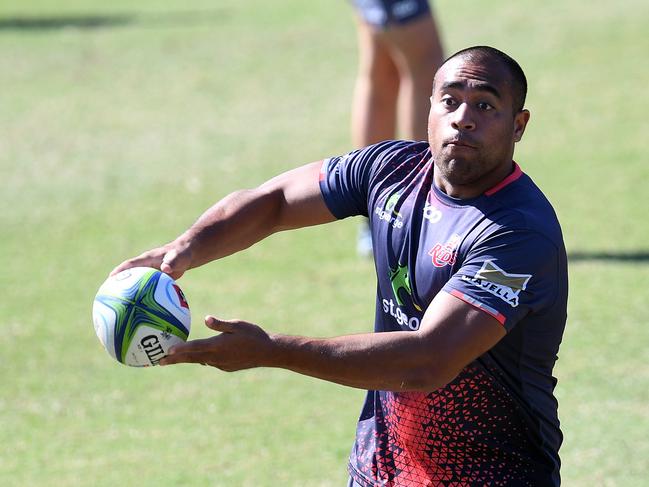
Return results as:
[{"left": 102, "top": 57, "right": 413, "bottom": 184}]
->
[{"left": 160, "top": 290, "right": 505, "bottom": 392}]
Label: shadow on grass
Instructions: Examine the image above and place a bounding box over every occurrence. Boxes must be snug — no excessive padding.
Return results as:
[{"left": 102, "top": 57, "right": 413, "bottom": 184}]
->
[
  {"left": 568, "top": 251, "right": 649, "bottom": 263},
  {"left": 0, "top": 15, "right": 132, "bottom": 30},
  {"left": 0, "top": 10, "right": 228, "bottom": 31}
]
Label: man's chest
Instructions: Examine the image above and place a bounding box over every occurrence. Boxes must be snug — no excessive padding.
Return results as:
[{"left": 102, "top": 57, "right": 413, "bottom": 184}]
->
[{"left": 371, "top": 188, "right": 481, "bottom": 329}]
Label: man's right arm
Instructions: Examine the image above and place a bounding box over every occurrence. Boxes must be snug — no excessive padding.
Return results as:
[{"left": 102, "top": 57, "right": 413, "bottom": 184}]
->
[{"left": 111, "top": 161, "right": 336, "bottom": 279}]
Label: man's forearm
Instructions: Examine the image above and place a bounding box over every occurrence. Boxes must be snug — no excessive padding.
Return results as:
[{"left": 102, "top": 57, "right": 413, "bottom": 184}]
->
[
  {"left": 179, "top": 187, "right": 283, "bottom": 269},
  {"left": 176, "top": 161, "right": 335, "bottom": 270},
  {"left": 157, "top": 292, "right": 504, "bottom": 390},
  {"left": 266, "top": 331, "right": 454, "bottom": 392}
]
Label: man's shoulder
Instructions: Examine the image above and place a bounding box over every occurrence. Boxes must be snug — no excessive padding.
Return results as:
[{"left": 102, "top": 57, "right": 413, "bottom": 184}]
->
[
  {"left": 485, "top": 172, "right": 564, "bottom": 246},
  {"left": 363, "top": 140, "right": 431, "bottom": 178},
  {"left": 360, "top": 139, "right": 430, "bottom": 160}
]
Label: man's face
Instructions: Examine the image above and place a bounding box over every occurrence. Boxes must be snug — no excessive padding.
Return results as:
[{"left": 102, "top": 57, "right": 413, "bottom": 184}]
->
[{"left": 427, "top": 55, "right": 529, "bottom": 190}]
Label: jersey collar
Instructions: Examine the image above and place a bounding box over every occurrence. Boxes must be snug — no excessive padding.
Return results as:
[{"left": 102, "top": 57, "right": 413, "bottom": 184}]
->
[{"left": 484, "top": 162, "right": 523, "bottom": 196}]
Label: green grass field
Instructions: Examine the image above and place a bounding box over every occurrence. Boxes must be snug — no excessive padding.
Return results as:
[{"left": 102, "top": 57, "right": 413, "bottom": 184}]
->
[{"left": 1, "top": 0, "right": 648, "bottom": 485}]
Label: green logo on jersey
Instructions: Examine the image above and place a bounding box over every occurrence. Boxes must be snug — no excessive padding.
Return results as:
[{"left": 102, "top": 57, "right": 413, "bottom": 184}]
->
[
  {"left": 374, "top": 190, "right": 405, "bottom": 229},
  {"left": 385, "top": 191, "right": 402, "bottom": 217},
  {"left": 389, "top": 263, "right": 422, "bottom": 311}
]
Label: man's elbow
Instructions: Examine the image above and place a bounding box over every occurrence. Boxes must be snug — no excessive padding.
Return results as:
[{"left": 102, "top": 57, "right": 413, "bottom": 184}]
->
[{"left": 399, "top": 363, "right": 462, "bottom": 393}]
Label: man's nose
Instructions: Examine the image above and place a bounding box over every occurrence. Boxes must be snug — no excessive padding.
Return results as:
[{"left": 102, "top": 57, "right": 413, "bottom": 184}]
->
[{"left": 451, "top": 103, "right": 476, "bottom": 131}]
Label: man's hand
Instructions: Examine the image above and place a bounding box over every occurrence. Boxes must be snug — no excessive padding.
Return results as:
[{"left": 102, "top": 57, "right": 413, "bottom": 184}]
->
[
  {"left": 160, "top": 316, "right": 275, "bottom": 371},
  {"left": 110, "top": 239, "right": 193, "bottom": 280}
]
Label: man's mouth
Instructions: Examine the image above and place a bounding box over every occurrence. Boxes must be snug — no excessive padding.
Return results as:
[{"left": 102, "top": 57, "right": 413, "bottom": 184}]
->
[{"left": 443, "top": 138, "right": 476, "bottom": 149}]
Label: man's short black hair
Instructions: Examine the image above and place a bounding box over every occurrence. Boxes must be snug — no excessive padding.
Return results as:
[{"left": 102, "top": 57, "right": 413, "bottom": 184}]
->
[{"left": 442, "top": 46, "right": 528, "bottom": 113}]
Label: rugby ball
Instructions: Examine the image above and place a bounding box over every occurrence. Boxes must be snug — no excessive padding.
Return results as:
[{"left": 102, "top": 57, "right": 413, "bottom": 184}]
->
[{"left": 92, "top": 267, "right": 191, "bottom": 366}]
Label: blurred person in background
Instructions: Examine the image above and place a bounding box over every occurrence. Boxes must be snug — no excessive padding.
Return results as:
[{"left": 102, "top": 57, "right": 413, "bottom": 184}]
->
[{"left": 350, "top": 0, "right": 444, "bottom": 256}]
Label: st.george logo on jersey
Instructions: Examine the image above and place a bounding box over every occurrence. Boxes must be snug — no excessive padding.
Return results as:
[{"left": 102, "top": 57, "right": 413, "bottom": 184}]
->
[
  {"left": 429, "top": 234, "right": 461, "bottom": 268},
  {"left": 462, "top": 260, "right": 532, "bottom": 307},
  {"left": 375, "top": 190, "right": 405, "bottom": 229}
]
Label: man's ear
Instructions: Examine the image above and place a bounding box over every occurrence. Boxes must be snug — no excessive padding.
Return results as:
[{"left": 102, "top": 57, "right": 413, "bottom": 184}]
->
[{"left": 513, "top": 109, "right": 530, "bottom": 142}]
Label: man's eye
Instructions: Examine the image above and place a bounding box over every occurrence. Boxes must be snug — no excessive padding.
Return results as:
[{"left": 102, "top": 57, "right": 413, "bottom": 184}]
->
[
  {"left": 442, "top": 97, "right": 456, "bottom": 107},
  {"left": 477, "top": 102, "right": 493, "bottom": 111}
]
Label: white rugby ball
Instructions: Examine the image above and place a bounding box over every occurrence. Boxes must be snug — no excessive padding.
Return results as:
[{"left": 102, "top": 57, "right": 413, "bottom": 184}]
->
[{"left": 92, "top": 267, "right": 191, "bottom": 366}]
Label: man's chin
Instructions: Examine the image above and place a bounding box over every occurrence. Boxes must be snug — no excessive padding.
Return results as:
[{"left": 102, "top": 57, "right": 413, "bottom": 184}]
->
[
  {"left": 435, "top": 157, "right": 474, "bottom": 177},
  {"left": 438, "top": 159, "right": 491, "bottom": 189}
]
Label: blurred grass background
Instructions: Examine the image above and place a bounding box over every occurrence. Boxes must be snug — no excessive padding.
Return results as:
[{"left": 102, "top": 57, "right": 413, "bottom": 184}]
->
[{"left": 1, "top": 0, "right": 648, "bottom": 485}]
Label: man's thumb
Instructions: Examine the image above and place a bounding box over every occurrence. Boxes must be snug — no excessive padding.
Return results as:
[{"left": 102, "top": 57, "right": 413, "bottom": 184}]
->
[
  {"left": 205, "top": 315, "right": 235, "bottom": 333},
  {"left": 161, "top": 249, "right": 185, "bottom": 279}
]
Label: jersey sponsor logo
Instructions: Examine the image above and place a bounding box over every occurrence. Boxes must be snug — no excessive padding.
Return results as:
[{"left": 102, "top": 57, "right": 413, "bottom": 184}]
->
[
  {"left": 383, "top": 263, "right": 422, "bottom": 330},
  {"left": 382, "top": 298, "right": 420, "bottom": 330},
  {"left": 374, "top": 191, "right": 404, "bottom": 229},
  {"left": 423, "top": 201, "right": 442, "bottom": 223},
  {"left": 429, "top": 234, "right": 461, "bottom": 268},
  {"left": 461, "top": 260, "right": 532, "bottom": 307}
]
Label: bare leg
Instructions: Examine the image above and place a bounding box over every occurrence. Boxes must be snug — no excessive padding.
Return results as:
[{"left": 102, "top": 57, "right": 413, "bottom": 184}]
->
[
  {"left": 381, "top": 14, "right": 444, "bottom": 141},
  {"left": 351, "top": 10, "right": 444, "bottom": 257},
  {"left": 351, "top": 18, "right": 400, "bottom": 147}
]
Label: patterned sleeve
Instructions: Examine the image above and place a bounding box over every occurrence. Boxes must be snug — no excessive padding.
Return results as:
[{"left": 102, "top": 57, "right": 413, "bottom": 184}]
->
[
  {"left": 442, "top": 230, "right": 562, "bottom": 332},
  {"left": 318, "top": 140, "right": 405, "bottom": 219}
]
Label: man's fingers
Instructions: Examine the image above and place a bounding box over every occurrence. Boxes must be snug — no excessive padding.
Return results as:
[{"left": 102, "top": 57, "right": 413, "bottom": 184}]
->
[
  {"left": 110, "top": 259, "right": 143, "bottom": 276},
  {"left": 160, "top": 249, "right": 186, "bottom": 280},
  {"left": 159, "top": 338, "right": 214, "bottom": 366},
  {"left": 159, "top": 318, "right": 240, "bottom": 366},
  {"left": 205, "top": 315, "right": 236, "bottom": 333},
  {"left": 160, "top": 350, "right": 211, "bottom": 366},
  {"left": 166, "top": 337, "right": 210, "bottom": 356},
  {"left": 110, "top": 251, "right": 161, "bottom": 277}
]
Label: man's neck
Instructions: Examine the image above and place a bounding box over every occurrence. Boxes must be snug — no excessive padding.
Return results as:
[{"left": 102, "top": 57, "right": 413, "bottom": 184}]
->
[{"left": 433, "top": 160, "right": 516, "bottom": 199}]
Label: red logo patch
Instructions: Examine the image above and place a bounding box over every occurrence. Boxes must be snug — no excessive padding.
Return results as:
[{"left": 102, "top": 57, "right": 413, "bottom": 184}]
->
[
  {"left": 173, "top": 284, "right": 189, "bottom": 309},
  {"left": 429, "top": 234, "right": 461, "bottom": 268}
]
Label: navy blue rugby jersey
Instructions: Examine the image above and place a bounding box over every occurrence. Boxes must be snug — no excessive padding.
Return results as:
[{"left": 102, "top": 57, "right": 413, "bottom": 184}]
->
[{"left": 319, "top": 140, "right": 568, "bottom": 487}]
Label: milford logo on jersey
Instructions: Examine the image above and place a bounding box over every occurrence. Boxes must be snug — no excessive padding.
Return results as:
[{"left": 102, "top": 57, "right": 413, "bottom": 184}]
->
[
  {"left": 382, "top": 263, "right": 422, "bottom": 330},
  {"left": 462, "top": 260, "right": 532, "bottom": 307},
  {"left": 429, "top": 234, "right": 461, "bottom": 268},
  {"left": 375, "top": 191, "right": 404, "bottom": 229}
]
